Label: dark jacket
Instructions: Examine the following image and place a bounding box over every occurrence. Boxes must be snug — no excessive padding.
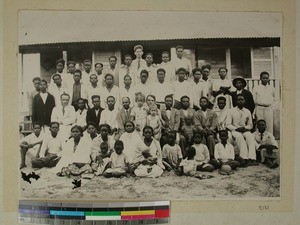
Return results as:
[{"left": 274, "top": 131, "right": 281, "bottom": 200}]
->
[
  {"left": 231, "top": 89, "right": 255, "bottom": 114},
  {"left": 86, "top": 107, "right": 104, "bottom": 126},
  {"left": 32, "top": 93, "right": 56, "bottom": 126}
]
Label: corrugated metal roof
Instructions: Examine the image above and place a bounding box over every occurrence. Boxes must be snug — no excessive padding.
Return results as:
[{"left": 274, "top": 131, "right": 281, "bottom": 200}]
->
[{"left": 19, "top": 11, "right": 281, "bottom": 46}]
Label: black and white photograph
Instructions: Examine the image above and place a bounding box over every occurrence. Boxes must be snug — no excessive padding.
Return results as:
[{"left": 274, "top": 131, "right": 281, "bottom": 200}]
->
[{"left": 18, "top": 10, "right": 282, "bottom": 200}]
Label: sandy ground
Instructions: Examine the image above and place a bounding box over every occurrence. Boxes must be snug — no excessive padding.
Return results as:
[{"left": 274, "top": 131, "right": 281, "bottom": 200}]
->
[{"left": 19, "top": 164, "right": 280, "bottom": 200}]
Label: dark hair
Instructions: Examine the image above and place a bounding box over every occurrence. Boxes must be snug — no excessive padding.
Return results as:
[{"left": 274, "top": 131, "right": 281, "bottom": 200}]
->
[
  {"left": 236, "top": 93, "right": 246, "bottom": 99},
  {"left": 161, "top": 51, "right": 170, "bottom": 56},
  {"left": 200, "top": 96, "right": 209, "bottom": 102},
  {"left": 186, "top": 146, "right": 196, "bottom": 158},
  {"left": 145, "top": 53, "right": 153, "bottom": 58},
  {"left": 49, "top": 121, "right": 60, "bottom": 128},
  {"left": 217, "top": 96, "right": 227, "bottom": 102},
  {"left": 140, "top": 69, "right": 149, "bottom": 77},
  {"left": 165, "top": 94, "right": 173, "bottom": 101},
  {"left": 180, "top": 95, "right": 190, "bottom": 102},
  {"left": 146, "top": 94, "right": 156, "bottom": 102},
  {"left": 99, "top": 124, "right": 111, "bottom": 133},
  {"left": 218, "top": 130, "right": 228, "bottom": 137},
  {"left": 94, "top": 63, "right": 103, "bottom": 67},
  {"left": 104, "top": 73, "right": 114, "bottom": 80},
  {"left": 109, "top": 56, "right": 117, "bottom": 61},
  {"left": 218, "top": 67, "right": 228, "bottom": 73},
  {"left": 100, "top": 142, "right": 109, "bottom": 148},
  {"left": 124, "top": 121, "right": 135, "bottom": 129},
  {"left": 121, "top": 96, "right": 130, "bottom": 102},
  {"left": 56, "top": 58, "right": 65, "bottom": 66},
  {"left": 67, "top": 61, "right": 76, "bottom": 66},
  {"left": 52, "top": 74, "right": 61, "bottom": 80},
  {"left": 89, "top": 74, "right": 98, "bottom": 79},
  {"left": 86, "top": 122, "right": 97, "bottom": 128},
  {"left": 83, "top": 59, "right": 92, "bottom": 64},
  {"left": 32, "top": 77, "right": 41, "bottom": 83},
  {"left": 177, "top": 67, "right": 187, "bottom": 74},
  {"left": 124, "top": 54, "right": 132, "bottom": 59},
  {"left": 40, "top": 79, "right": 48, "bottom": 85},
  {"left": 157, "top": 68, "right": 166, "bottom": 74},
  {"left": 60, "top": 93, "right": 70, "bottom": 99},
  {"left": 74, "top": 69, "right": 82, "bottom": 75},
  {"left": 143, "top": 126, "right": 154, "bottom": 135},
  {"left": 124, "top": 75, "right": 132, "bottom": 80},
  {"left": 71, "top": 125, "right": 84, "bottom": 133},
  {"left": 260, "top": 71, "right": 270, "bottom": 79},
  {"left": 77, "top": 98, "right": 86, "bottom": 104},
  {"left": 91, "top": 95, "right": 100, "bottom": 101},
  {"left": 114, "top": 140, "right": 124, "bottom": 148},
  {"left": 106, "top": 95, "right": 115, "bottom": 102},
  {"left": 257, "top": 119, "right": 267, "bottom": 125},
  {"left": 192, "top": 68, "right": 202, "bottom": 75},
  {"left": 32, "top": 121, "right": 42, "bottom": 128},
  {"left": 168, "top": 130, "right": 177, "bottom": 137},
  {"left": 201, "top": 64, "right": 211, "bottom": 71}
]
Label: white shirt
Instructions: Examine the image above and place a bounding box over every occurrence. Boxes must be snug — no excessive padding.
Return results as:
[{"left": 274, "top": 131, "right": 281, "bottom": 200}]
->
[
  {"left": 214, "top": 108, "right": 230, "bottom": 130},
  {"left": 119, "top": 86, "right": 135, "bottom": 107},
  {"left": 86, "top": 85, "right": 103, "bottom": 108},
  {"left": 134, "top": 83, "right": 151, "bottom": 99},
  {"left": 48, "top": 84, "right": 69, "bottom": 106},
  {"left": 21, "top": 132, "right": 44, "bottom": 152},
  {"left": 190, "top": 81, "right": 203, "bottom": 107},
  {"left": 226, "top": 107, "right": 253, "bottom": 131},
  {"left": 74, "top": 108, "right": 87, "bottom": 127},
  {"left": 100, "top": 85, "right": 120, "bottom": 109},
  {"left": 81, "top": 71, "right": 93, "bottom": 86},
  {"left": 150, "top": 81, "right": 174, "bottom": 102},
  {"left": 39, "top": 133, "right": 63, "bottom": 157},
  {"left": 252, "top": 84, "right": 275, "bottom": 106},
  {"left": 39, "top": 92, "right": 49, "bottom": 104},
  {"left": 99, "top": 108, "right": 119, "bottom": 128},
  {"left": 51, "top": 105, "right": 76, "bottom": 126},
  {"left": 171, "top": 57, "right": 192, "bottom": 74},
  {"left": 199, "top": 78, "right": 213, "bottom": 100},
  {"left": 214, "top": 142, "right": 235, "bottom": 161},
  {"left": 172, "top": 80, "right": 191, "bottom": 101},
  {"left": 158, "top": 62, "right": 176, "bottom": 83}
]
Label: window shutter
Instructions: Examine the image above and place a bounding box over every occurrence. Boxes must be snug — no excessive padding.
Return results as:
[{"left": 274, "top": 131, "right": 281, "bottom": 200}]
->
[{"left": 251, "top": 47, "right": 274, "bottom": 79}]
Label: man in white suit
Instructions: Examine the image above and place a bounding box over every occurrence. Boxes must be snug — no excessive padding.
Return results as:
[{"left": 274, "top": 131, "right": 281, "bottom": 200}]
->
[{"left": 51, "top": 93, "right": 76, "bottom": 141}]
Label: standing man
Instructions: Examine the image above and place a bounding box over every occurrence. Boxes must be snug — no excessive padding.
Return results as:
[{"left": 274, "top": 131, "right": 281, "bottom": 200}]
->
[
  {"left": 81, "top": 59, "right": 93, "bottom": 86},
  {"left": 32, "top": 79, "right": 56, "bottom": 128},
  {"left": 106, "top": 56, "right": 120, "bottom": 86},
  {"left": 171, "top": 45, "right": 193, "bottom": 79},
  {"left": 28, "top": 77, "right": 41, "bottom": 119},
  {"left": 86, "top": 95, "right": 104, "bottom": 127},
  {"left": 48, "top": 74, "right": 69, "bottom": 106},
  {"left": 131, "top": 45, "right": 147, "bottom": 72}
]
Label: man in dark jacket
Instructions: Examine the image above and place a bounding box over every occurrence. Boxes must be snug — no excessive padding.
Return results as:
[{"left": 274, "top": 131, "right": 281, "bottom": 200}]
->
[{"left": 86, "top": 95, "right": 104, "bottom": 130}]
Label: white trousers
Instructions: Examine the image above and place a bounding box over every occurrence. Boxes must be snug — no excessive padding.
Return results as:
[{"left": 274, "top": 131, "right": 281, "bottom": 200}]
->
[
  {"left": 256, "top": 105, "right": 274, "bottom": 134},
  {"left": 231, "top": 131, "right": 256, "bottom": 160}
]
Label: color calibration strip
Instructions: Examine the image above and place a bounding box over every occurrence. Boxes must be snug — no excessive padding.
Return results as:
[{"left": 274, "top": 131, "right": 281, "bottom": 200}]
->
[{"left": 19, "top": 200, "right": 170, "bottom": 224}]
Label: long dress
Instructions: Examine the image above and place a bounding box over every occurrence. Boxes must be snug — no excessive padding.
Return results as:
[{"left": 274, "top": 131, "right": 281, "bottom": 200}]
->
[{"left": 52, "top": 136, "right": 92, "bottom": 173}]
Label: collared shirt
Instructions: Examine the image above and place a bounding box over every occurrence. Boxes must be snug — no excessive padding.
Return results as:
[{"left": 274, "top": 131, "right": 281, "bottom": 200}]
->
[
  {"left": 192, "top": 143, "right": 210, "bottom": 164},
  {"left": 39, "top": 92, "right": 48, "bottom": 104},
  {"left": 226, "top": 107, "right": 253, "bottom": 131},
  {"left": 172, "top": 80, "right": 192, "bottom": 101},
  {"left": 158, "top": 62, "right": 176, "bottom": 83},
  {"left": 141, "top": 64, "right": 157, "bottom": 85},
  {"left": 100, "top": 85, "right": 120, "bottom": 109},
  {"left": 119, "top": 65, "right": 137, "bottom": 85},
  {"left": 131, "top": 58, "right": 147, "bottom": 71},
  {"left": 171, "top": 57, "right": 192, "bottom": 74},
  {"left": 166, "top": 109, "right": 171, "bottom": 120},
  {"left": 100, "top": 108, "right": 119, "bottom": 128},
  {"left": 214, "top": 108, "right": 230, "bottom": 130},
  {"left": 105, "top": 67, "right": 119, "bottom": 86},
  {"left": 48, "top": 84, "right": 69, "bottom": 106},
  {"left": 81, "top": 71, "right": 92, "bottom": 86},
  {"left": 74, "top": 108, "right": 87, "bottom": 127},
  {"left": 134, "top": 83, "right": 151, "bottom": 99},
  {"left": 212, "top": 79, "right": 231, "bottom": 92},
  {"left": 20, "top": 133, "right": 44, "bottom": 152},
  {"left": 119, "top": 86, "right": 135, "bottom": 107},
  {"left": 51, "top": 105, "right": 76, "bottom": 126},
  {"left": 150, "top": 81, "right": 174, "bottom": 102},
  {"left": 190, "top": 81, "right": 203, "bottom": 107},
  {"left": 214, "top": 142, "right": 235, "bottom": 161},
  {"left": 253, "top": 130, "right": 278, "bottom": 149},
  {"left": 86, "top": 85, "right": 102, "bottom": 108},
  {"left": 39, "top": 133, "right": 63, "bottom": 157},
  {"left": 252, "top": 84, "right": 275, "bottom": 106},
  {"left": 72, "top": 83, "right": 81, "bottom": 103},
  {"left": 199, "top": 78, "right": 213, "bottom": 100}
]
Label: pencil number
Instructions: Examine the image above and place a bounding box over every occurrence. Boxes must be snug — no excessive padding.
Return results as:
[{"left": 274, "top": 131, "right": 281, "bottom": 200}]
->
[{"left": 259, "top": 205, "right": 269, "bottom": 211}]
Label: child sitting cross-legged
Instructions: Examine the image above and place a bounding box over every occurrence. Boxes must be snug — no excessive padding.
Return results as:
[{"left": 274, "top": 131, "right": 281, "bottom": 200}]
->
[
  {"left": 91, "top": 142, "right": 113, "bottom": 176},
  {"left": 210, "top": 130, "right": 241, "bottom": 174},
  {"left": 176, "top": 146, "right": 198, "bottom": 176},
  {"left": 103, "top": 140, "right": 130, "bottom": 178}
]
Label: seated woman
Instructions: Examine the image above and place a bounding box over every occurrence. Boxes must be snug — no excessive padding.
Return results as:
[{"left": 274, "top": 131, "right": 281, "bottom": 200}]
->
[
  {"left": 134, "top": 126, "right": 164, "bottom": 178},
  {"left": 54, "top": 125, "right": 92, "bottom": 177}
]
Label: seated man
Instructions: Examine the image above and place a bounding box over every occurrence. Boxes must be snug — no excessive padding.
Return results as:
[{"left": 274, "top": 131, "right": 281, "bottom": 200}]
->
[
  {"left": 19, "top": 122, "right": 44, "bottom": 169},
  {"left": 226, "top": 94, "right": 257, "bottom": 167},
  {"left": 31, "top": 122, "right": 63, "bottom": 169}
]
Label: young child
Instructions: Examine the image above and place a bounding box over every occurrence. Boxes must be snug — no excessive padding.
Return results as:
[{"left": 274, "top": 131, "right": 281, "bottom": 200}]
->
[
  {"left": 92, "top": 142, "right": 113, "bottom": 176},
  {"left": 191, "top": 131, "right": 214, "bottom": 172},
  {"left": 91, "top": 124, "right": 115, "bottom": 162},
  {"left": 130, "top": 93, "right": 148, "bottom": 136},
  {"left": 19, "top": 122, "right": 44, "bottom": 169},
  {"left": 74, "top": 98, "right": 87, "bottom": 129},
  {"left": 146, "top": 104, "right": 162, "bottom": 141},
  {"left": 211, "top": 130, "right": 240, "bottom": 171},
  {"left": 162, "top": 131, "right": 183, "bottom": 171},
  {"left": 254, "top": 120, "right": 279, "bottom": 168},
  {"left": 177, "top": 146, "right": 198, "bottom": 176},
  {"left": 252, "top": 71, "right": 275, "bottom": 134},
  {"left": 180, "top": 116, "right": 197, "bottom": 149},
  {"left": 103, "top": 140, "right": 129, "bottom": 178}
]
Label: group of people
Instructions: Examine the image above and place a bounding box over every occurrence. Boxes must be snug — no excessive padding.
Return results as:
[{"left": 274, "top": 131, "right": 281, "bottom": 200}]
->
[{"left": 19, "top": 45, "right": 279, "bottom": 179}]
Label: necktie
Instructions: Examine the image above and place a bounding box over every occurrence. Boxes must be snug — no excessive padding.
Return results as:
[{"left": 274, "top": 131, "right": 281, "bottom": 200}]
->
[
  {"left": 126, "top": 66, "right": 129, "bottom": 75},
  {"left": 62, "top": 107, "right": 65, "bottom": 115},
  {"left": 137, "top": 59, "right": 140, "bottom": 70},
  {"left": 260, "top": 132, "right": 263, "bottom": 140}
]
